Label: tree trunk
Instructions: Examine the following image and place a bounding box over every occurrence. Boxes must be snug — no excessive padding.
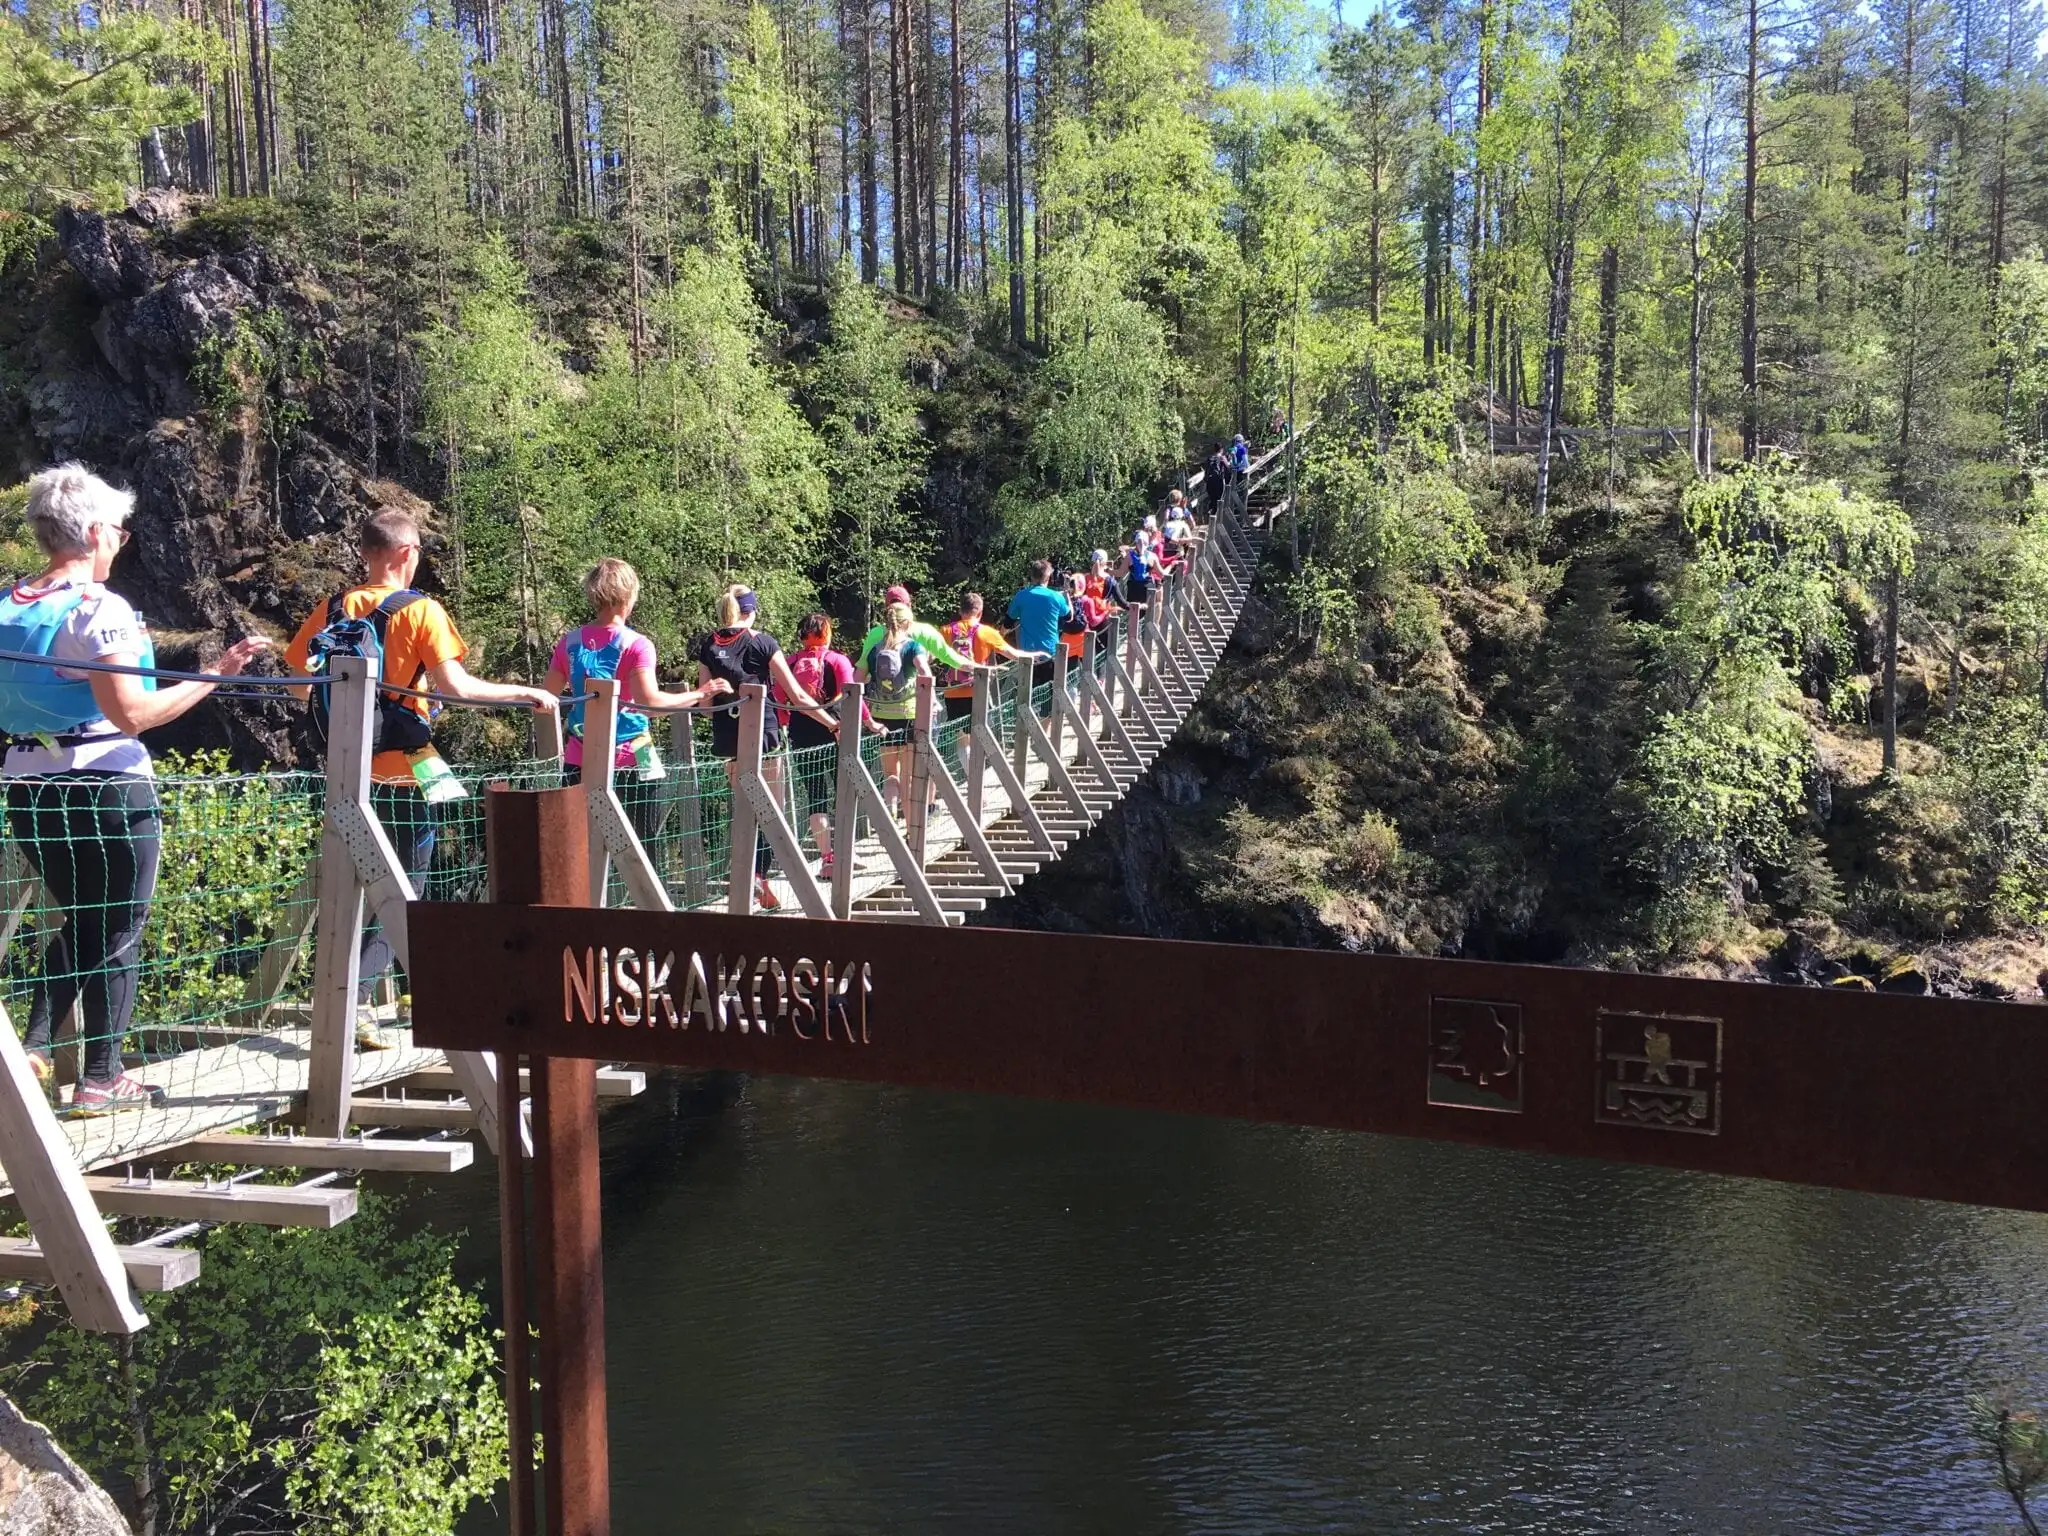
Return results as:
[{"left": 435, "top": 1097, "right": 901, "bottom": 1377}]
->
[
  {"left": 1598, "top": 241, "right": 1618, "bottom": 508},
  {"left": 242, "top": 0, "right": 272, "bottom": 194},
  {"left": 948, "top": 0, "right": 965, "bottom": 289},
  {"left": 1532, "top": 234, "right": 1575, "bottom": 525},
  {"left": 545, "top": 0, "right": 579, "bottom": 216},
  {"left": 860, "top": 0, "right": 880, "bottom": 283},
  {"left": 1882, "top": 567, "right": 1900, "bottom": 773},
  {"left": 1741, "top": 0, "right": 1761, "bottom": 460},
  {"left": 1004, "top": 0, "right": 1026, "bottom": 344},
  {"left": 889, "top": 0, "right": 907, "bottom": 291}
]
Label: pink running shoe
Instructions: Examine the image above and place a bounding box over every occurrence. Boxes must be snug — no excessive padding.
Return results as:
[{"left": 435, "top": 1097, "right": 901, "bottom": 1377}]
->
[
  {"left": 752, "top": 876, "right": 782, "bottom": 912},
  {"left": 71, "top": 1073, "right": 161, "bottom": 1116}
]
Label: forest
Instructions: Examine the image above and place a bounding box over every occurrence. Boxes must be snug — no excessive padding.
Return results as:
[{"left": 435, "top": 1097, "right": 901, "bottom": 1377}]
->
[{"left": 5, "top": 0, "right": 2048, "bottom": 979}]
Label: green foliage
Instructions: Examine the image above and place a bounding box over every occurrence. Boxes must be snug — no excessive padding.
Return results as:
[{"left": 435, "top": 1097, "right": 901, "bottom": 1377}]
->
[
  {"left": 5, "top": 1195, "right": 504, "bottom": 1536},
  {"left": 141, "top": 752, "right": 321, "bottom": 1031},
  {"left": 810, "top": 260, "right": 928, "bottom": 624},
  {"left": 190, "top": 309, "right": 316, "bottom": 447},
  {"left": 0, "top": 12, "right": 208, "bottom": 225},
  {"left": 1937, "top": 693, "right": 2048, "bottom": 928},
  {"left": 1636, "top": 658, "right": 1811, "bottom": 944}
]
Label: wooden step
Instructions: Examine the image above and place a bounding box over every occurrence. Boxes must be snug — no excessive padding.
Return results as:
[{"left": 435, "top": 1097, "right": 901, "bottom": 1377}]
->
[
  {"left": 339, "top": 1096, "right": 478, "bottom": 1131},
  {"left": 85, "top": 1174, "right": 357, "bottom": 1230},
  {"left": 0, "top": 1236, "right": 199, "bottom": 1293},
  {"left": 174, "top": 1131, "right": 475, "bottom": 1174}
]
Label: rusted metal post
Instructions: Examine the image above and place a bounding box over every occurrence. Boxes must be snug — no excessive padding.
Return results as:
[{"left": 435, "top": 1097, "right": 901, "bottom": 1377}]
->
[{"left": 485, "top": 786, "right": 608, "bottom": 1536}]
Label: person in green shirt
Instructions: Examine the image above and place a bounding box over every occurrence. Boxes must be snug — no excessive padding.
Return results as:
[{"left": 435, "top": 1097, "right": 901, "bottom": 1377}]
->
[{"left": 856, "top": 583, "right": 1003, "bottom": 686}]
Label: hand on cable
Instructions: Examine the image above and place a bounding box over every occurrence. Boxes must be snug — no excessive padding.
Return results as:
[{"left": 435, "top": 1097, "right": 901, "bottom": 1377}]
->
[{"left": 518, "top": 687, "right": 558, "bottom": 712}]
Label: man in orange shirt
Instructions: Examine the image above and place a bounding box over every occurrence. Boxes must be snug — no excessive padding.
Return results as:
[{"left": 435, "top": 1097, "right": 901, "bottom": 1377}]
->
[
  {"left": 939, "top": 591, "right": 1032, "bottom": 723},
  {"left": 286, "top": 509, "right": 555, "bottom": 1047}
]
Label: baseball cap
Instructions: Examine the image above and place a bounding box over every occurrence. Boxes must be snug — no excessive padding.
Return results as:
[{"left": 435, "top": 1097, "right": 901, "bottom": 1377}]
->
[
  {"left": 884, "top": 584, "right": 913, "bottom": 606},
  {"left": 735, "top": 589, "right": 759, "bottom": 616}
]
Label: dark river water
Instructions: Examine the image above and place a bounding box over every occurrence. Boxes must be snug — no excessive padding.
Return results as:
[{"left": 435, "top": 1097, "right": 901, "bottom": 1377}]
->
[{"left": 419, "top": 1071, "right": 2048, "bottom": 1535}]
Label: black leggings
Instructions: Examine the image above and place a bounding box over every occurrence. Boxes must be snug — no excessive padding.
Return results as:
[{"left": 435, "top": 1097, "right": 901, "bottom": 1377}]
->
[{"left": 5, "top": 774, "right": 162, "bottom": 1084}]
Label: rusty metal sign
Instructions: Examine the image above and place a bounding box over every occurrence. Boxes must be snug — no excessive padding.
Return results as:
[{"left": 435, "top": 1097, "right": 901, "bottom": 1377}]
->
[{"left": 408, "top": 902, "right": 2048, "bottom": 1213}]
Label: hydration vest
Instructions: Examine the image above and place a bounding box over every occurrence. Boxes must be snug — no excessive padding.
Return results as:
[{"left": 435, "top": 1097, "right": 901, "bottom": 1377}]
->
[
  {"left": 941, "top": 620, "right": 981, "bottom": 689},
  {"left": 564, "top": 626, "right": 649, "bottom": 745},
  {"left": 0, "top": 583, "right": 154, "bottom": 739}
]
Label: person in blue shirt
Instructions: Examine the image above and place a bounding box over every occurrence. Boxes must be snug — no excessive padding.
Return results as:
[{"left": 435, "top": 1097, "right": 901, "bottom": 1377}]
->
[{"left": 1006, "top": 560, "right": 1069, "bottom": 686}]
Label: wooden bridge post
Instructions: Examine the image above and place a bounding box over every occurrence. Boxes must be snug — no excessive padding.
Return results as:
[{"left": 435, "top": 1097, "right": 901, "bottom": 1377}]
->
[
  {"left": 485, "top": 785, "right": 607, "bottom": 1536},
  {"left": 728, "top": 688, "right": 763, "bottom": 914},
  {"left": 582, "top": 680, "right": 671, "bottom": 912},
  {"left": 583, "top": 678, "right": 617, "bottom": 908},
  {"left": 306, "top": 659, "right": 377, "bottom": 1139},
  {"left": 671, "top": 714, "right": 711, "bottom": 908},
  {"left": 831, "top": 681, "right": 863, "bottom": 919},
  {"left": 1010, "top": 654, "right": 1034, "bottom": 789},
  {"left": 1049, "top": 646, "right": 1068, "bottom": 754},
  {"left": 967, "top": 670, "right": 990, "bottom": 824},
  {"left": 305, "top": 660, "right": 512, "bottom": 1151},
  {"left": 907, "top": 676, "right": 935, "bottom": 865},
  {"left": 731, "top": 685, "right": 831, "bottom": 919},
  {"left": 1078, "top": 629, "right": 1096, "bottom": 736}
]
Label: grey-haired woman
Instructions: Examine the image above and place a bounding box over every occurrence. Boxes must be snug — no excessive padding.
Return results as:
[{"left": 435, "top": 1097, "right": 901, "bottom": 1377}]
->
[{"left": 0, "top": 465, "right": 267, "bottom": 1112}]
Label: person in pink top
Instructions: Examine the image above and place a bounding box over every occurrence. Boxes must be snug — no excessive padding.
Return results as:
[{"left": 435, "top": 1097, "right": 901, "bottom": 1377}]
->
[
  {"left": 544, "top": 559, "right": 729, "bottom": 840},
  {"left": 777, "top": 613, "right": 884, "bottom": 878}
]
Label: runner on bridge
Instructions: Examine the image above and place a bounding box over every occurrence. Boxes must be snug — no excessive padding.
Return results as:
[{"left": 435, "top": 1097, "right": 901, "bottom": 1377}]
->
[
  {"left": 693, "top": 585, "right": 838, "bottom": 913},
  {"left": 779, "top": 612, "right": 883, "bottom": 880},
  {"left": 0, "top": 464, "right": 271, "bottom": 1112},
  {"left": 1006, "top": 561, "right": 1070, "bottom": 688},
  {"left": 286, "top": 508, "right": 557, "bottom": 1048},
  {"left": 543, "top": 558, "right": 730, "bottom": 842}
]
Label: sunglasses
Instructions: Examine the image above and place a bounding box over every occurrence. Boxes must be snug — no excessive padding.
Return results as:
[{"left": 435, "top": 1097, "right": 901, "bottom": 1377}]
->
[{"left": 99, "top": 524, "right": 131, "bottom": 548}]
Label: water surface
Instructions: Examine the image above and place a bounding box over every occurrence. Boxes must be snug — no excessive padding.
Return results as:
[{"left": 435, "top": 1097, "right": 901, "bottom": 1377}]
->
[{"left": 425, "top": 1073, "right": 2048, "bottom": 1533}]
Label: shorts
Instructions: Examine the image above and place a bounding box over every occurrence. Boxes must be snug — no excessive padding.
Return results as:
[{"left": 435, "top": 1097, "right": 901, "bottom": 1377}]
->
[{"left": 872, "top": 721, "right": 914, "bottom": 747}]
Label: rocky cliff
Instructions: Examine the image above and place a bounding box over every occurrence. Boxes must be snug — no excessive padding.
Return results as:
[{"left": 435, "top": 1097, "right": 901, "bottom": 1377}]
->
[
  {"left": 0, "top": 1392, "right": 129, "bottom": 1536},
  {"left": 0, "top": 193, "right": 433, "bottom": 764}
]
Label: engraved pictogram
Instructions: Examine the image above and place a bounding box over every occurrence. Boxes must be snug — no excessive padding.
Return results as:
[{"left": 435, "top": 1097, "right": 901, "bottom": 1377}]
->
[
  {"left": 1427, "top": 997, "right": 1524, "bottom": 1113},
  {"left": 1595, "top": 1011, "right": 1722, "bottom": 1134}
]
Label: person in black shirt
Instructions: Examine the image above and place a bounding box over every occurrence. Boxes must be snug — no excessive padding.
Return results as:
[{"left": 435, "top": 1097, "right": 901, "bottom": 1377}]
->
[
  {"left": 693, "top": 584, "right": 833, "bottom": 911},
  {"left": 1203, "top": 444, "right": 1229, "bottom": 515}
]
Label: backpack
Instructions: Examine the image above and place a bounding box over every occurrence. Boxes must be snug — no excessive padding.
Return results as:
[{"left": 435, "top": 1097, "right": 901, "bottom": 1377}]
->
[
  {"left": 781, "top": 645, "right": 843, "bottom": 724},
  {"left": 305, "top": 589, "right": 433, "bottom": 751},
  {"left": 869, "top": 641, "right": 914, "bottom": 713},
  {"left": 0, "top": 584, "right": 153, "bottom": 738},
  {"left": 564, "top": 626, "right": 649, "bottom": 745},
  {"left": 1059, "top": 598, "right": 1089, "bottom": 636},
  {"left": 940, "top": 620, "right": 980, "bottom": 689}
]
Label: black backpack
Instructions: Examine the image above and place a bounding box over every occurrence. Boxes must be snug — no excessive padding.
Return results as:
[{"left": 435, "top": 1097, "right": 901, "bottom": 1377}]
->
[{"left": 305, "top": 589, "right": 434, "bottom": 751}]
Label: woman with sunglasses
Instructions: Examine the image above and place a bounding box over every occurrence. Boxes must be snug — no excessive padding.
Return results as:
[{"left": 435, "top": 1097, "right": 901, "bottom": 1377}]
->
[{"left": 0, "top": 465, "right": 268, "bottom": 1113}]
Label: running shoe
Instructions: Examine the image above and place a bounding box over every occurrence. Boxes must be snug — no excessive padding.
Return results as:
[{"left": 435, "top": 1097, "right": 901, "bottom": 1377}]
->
[
  {"left": 70, "top": 1073, "right": 160, "bottom": 1115},
  {"left": 753, "top": 876, "right": 782, "bottom": 912},
  {"left": 818, "top": 853, "right": 835, "bottom": 882},
  {"left": 355, "top": 1005, "right": 396, "bottom": 1051},
  {"left": 24, "top": 1050, "right": 53, "bottom": 1100}
]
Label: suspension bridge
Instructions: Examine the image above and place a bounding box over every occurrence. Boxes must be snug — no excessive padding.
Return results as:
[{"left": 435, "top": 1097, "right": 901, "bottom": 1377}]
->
[{"left": 0, "top": 432, "right": 1307, "bottom": 1334}]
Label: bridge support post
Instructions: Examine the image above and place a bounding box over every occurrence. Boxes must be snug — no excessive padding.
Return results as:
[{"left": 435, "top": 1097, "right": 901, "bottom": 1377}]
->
[
  {"left": 967, "top": 670, "right": 990, "bottom": 824},
  {"left": 733, "top": 686, "right": 831, "bottom": 919},
  {"left": 1009, "top": 655, "right": 1034, "bottom": 790},
  {"left": 486, "top": 785, "right": 608, "bottom": 1536},
  {"left": 907, "top": 677, "right": 935, "bottom": 865},
  {"left": 582, "top": 680, "right": 671, "bottom": 912},
  {"left": 831, "top": 681, "right": 863, "bottom": 919}
]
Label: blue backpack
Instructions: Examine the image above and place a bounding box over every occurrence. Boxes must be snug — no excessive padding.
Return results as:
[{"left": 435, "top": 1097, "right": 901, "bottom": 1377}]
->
[
  {"left": 0, "top": 584, "right": 153, "bottom": 738},
  {"left": 306, "top": 589, "right": 432, "bottom": 751},
  {"left": 564, "top": 627, "right": 649, "bottom": 744}
]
